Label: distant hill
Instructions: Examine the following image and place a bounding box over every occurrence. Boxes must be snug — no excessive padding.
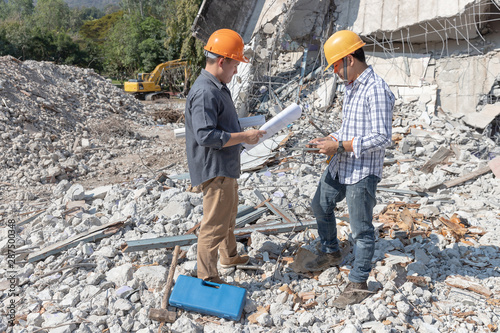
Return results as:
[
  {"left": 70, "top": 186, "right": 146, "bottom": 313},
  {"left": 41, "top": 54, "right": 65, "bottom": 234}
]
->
[{"left": 64, "top": 0, "right": 120, "bottom": 10}]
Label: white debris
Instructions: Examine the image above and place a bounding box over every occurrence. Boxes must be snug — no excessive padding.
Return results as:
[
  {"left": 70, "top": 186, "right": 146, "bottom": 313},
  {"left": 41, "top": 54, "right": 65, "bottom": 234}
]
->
[{"left": 2, "top": 3, "right": 500, "bottom": 332}]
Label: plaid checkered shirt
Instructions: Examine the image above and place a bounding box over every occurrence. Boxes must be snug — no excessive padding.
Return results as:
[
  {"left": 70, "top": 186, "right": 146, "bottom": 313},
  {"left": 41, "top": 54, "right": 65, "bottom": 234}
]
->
[{"left": 328, "top": 66, "right": 395, "bottom": 184}]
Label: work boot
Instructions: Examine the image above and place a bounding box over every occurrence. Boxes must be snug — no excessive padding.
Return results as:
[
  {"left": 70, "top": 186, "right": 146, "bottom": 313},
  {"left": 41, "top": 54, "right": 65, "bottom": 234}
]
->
[
  {"left": 304, "top": 251, "right": 343, "bottom": 271},
  {"left": 331, "top": 281, "right": 373, "bottom": 309},
  {"left": 220, "top": 254, "right": 250, "bottom": 268}
]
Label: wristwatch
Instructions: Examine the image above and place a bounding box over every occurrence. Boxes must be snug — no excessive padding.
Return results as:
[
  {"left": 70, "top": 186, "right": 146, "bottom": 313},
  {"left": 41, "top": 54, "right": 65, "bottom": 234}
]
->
[{"left": 337, "top": 141, "right": 345, "bottom": 154}]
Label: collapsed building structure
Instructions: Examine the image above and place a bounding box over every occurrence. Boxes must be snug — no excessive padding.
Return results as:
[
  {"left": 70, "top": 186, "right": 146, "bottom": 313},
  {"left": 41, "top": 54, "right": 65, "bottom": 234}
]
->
[{"left": 193, "top": 0, "right": 500, "bottom": 142}]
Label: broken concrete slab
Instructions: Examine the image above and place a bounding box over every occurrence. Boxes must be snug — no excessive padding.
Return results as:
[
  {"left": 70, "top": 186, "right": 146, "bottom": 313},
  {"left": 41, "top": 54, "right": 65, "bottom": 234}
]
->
[
  {"left": 463, "top": 103, "right": 500, "bottom": 129},
  {"left": 241, "top": 134, "right": 288, "bottom": 171},
  {"left": 27, "top": 219, "right": 127, "bottom": 262},
  {"left": 337, "top": 0, "right": 488, "bottom": 42},
  {"left": 84, "top": 185, "right": 112, "bottom": 200}
]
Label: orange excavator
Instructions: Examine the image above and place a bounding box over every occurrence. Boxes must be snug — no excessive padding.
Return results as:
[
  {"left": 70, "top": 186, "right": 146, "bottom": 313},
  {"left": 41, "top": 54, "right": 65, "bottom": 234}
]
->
[{"left": 124, "top": 59, "right": 190, "bottom": 100}]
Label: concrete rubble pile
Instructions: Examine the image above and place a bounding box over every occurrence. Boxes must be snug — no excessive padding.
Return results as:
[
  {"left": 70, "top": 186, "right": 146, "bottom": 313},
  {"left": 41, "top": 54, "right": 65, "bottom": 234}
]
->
[
  {"left": 2, "top": 0, "right": 500, "bottom": 332},
  {"left": 2, "top": 63, "right": 500, "bottom": 333},
  {"left": 0, "top": 55, "right": 164, "bottom": 189}
]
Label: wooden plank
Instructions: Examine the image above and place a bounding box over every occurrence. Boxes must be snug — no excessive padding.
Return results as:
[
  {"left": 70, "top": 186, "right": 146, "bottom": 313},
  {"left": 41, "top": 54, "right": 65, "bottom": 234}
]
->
[
  {"left": 184, "top": 222, "right": 201, "bottom": 235},
  {"left": 399, "top": 208, "right": 414, "bottom": 231},
  {"left": 17, "top": 210, "right": 45, "bottom": 227},
  {"left": 445, "top": 275, "right": 492, "bottom": 297},
  {"left": 27, "top": 219, "right": 127, "bottom": 262},
  {"left": 254, "top": 197, "right": 271, "bottom": 209},
  {"left": 19, "top": 209, "right": 45, "bottom": 216},
  {"left": 122, "top": 220, "right": 319, "bottom": 253},
  {"left": 32, "top": 263, "right": 97, "bottom": 282},
  {"left": 443, "top": 165, "right": 491, "bottom": 188},
  {"left": 420, "top": 146, "right": 453, "bottom": 173},
  {"left": 439, "top": 217, "right": 468, "bottom": 237}
]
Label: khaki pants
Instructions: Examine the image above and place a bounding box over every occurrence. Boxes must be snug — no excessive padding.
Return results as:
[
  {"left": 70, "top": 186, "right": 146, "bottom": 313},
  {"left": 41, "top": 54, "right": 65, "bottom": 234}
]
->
[{"left": 197, "top": 176, "right": 238, "bottom": 280}]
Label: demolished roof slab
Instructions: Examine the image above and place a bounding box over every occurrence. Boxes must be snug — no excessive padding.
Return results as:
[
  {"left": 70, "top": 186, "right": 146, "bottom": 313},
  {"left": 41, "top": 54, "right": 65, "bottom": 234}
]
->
[{"left": 334, "top": 0, "right": 492, "bottom": 43}]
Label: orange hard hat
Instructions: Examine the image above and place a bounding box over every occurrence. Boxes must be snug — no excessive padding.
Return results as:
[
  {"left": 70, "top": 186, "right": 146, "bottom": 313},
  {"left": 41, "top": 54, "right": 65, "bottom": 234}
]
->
[
  {"left": 323, "top": 30, "right": 366, "bottom": 71},
  {"left": 204, "top": 29, "right": 249, "bottom": 63}
]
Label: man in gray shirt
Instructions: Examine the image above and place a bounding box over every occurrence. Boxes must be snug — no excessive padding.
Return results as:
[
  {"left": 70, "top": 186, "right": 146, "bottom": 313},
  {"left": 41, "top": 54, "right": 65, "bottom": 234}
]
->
[{"left": 185, "top": 29, "right": 266, "bottom": 284}]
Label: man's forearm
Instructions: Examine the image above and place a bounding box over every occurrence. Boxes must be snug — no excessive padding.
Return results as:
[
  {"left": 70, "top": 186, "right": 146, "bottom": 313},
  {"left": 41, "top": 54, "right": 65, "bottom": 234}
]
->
[{"left": 223, "top": 132, "right": 246, "bottom": 147}]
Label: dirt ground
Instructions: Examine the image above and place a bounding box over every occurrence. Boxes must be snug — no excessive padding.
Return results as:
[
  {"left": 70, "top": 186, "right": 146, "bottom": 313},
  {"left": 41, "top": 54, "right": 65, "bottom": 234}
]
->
[{"left": 79, "top": 99, "right": 189, "bottom": 190}]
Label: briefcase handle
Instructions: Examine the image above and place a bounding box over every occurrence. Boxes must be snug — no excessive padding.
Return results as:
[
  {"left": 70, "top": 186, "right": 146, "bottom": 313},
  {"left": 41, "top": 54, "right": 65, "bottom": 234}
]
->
[{"left": 201, "top": 280, "right": 221, "bottom": 289}]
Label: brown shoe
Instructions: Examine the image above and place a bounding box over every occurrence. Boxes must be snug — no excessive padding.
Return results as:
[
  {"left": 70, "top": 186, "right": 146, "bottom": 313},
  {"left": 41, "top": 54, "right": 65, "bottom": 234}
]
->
[
  {"left": 304, "top": 251, "right": 343, "bottom": 271},
  {"left": 331, "top": 281, "right": 373, "bottom": 309},
  {"left": 220, "top": 254, "right": 250, "bottom": 268}
]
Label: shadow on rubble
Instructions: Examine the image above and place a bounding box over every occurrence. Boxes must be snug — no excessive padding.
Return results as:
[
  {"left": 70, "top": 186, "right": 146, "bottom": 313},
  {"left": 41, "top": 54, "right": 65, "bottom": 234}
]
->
[{"left": 371, "top": 233, "right": 500, "bottom": 299}]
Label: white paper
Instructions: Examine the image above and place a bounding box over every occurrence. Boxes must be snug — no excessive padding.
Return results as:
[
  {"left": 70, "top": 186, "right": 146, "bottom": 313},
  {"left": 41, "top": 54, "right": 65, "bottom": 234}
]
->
[
  {"left": 239, "top": 115, "right": 266, "bottom": 128},
  {"left": 243, "top": 103, "right": 302, "bottom": 150}
]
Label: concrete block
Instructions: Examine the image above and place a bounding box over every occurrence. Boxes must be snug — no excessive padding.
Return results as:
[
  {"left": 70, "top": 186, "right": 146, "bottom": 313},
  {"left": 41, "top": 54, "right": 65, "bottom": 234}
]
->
[
  {"left": 81, "top": 138, "right": 90, "bottom": 148},
  {"left": 250, "top": 231, "right": 282, "bottom": 255},
  {"left": 42, "top": 312, "right": 71, "bottom": 327},
  {"left": 60, "top": 293, "right": 80, "bottom": 307},
  {"left": 263, "top": 22, "right": 275, "bottom": 34},
  {"left": 369, "top": 53, "right": 432, "bottom": 88},
  {"left": 133, "top": 265, "right": 168, "bottom": 290},
  {"left": 159, "top": 200, "right": 191, "bottom": 219},
  {"left": 105, "top": 263, "right": 133, "bottom": 286},
  {"left": 85, "top": 185, "right": 112, "bottom": 200},
  {"left": 314, "top": 76, "right": 336, "bottom": 109},
  {"left": 463, "top": 103, "right": 500, "bottom": 129}
]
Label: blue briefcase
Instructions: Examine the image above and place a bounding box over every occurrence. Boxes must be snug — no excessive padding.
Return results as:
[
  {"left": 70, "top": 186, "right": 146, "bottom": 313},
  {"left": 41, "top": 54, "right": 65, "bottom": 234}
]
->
[{"left": 169, "top": 275, "right": 246, "bottom": 321}]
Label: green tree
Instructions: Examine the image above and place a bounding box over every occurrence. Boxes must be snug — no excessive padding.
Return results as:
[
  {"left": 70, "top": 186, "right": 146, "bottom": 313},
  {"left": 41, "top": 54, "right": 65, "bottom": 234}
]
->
[
  {"left": 4, "top": 0, "right": 34, "bottom": 18},
  {"left": 166, "top": 0, "right": 204, "bottom": 84},
  {"left": 68, "top": 7, "right": 105, "bottom": 33},
  {"left": 101, "top": 12, "right": 142, "bottom": 80},
  {"left": 97, "top": 10, "right": 171, "bottom": 80},
  {"left": 138, "top": 16, "right": 168, "bottom": 71},
  {"left": 34, "top": 0, "right": 71, "bottom": 32},
  {"left": 0, "top": 26, "right": 15, "bottom": 55},
  {"left": 0, "top": 2, "right": 7, "bottom": 20},
  {"left": 79, "top": 10, "right": 123, "bottom": 42},
  {"left": 0, "top": 0, "right": 206, "bottom": 83},
  {"left": 52, "top": 32, "right": 87, "bottom": 65},
  {"left": 0, "top": 18, "right": 33, "bottom": 59},
  {"left": 120, "top": 0, "right": 172, "bottom": 20}
]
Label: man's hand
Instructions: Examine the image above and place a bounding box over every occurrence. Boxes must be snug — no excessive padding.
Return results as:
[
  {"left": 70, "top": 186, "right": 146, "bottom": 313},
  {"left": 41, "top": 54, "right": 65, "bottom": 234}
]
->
[
  {"left": 224, "top": 129, "right": 267, "bottom": 147},
  {"left": 307, "top": 136, "right": 330, "bottom": 146},
  {"left": 307, "top": 136, "right": 339, "bottom": 155},
  {"left": 243, "top": 129, "right": 267, "bottom": 144}
]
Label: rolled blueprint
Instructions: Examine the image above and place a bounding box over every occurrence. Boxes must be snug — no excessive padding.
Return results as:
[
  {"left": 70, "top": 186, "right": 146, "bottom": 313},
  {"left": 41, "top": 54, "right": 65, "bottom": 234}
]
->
[{"left": 243, "top": 103, "right": 302, "bottom": 151}]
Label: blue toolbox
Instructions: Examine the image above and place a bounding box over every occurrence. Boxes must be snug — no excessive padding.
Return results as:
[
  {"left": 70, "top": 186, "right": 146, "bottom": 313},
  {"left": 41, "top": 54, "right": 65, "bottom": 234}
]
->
[{"left": 169, "top": 275, "right": 246, "bottom": 321}]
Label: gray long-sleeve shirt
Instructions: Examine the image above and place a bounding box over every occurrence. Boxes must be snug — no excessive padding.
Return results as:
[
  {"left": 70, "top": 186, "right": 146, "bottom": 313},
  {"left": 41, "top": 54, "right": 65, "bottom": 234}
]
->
[{"left": 184, "top": 69, "right": 242, "bottom": 187}]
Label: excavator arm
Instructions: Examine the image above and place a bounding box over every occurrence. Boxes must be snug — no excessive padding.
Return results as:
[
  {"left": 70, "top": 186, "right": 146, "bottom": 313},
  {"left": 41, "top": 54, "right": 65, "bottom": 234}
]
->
[{"left": 149, "top": 59, "right": 188, "bottom": 86}]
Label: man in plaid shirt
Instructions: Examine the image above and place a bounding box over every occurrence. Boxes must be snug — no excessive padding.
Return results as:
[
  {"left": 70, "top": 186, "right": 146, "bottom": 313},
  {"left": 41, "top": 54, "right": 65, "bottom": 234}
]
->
[{"left": 306, "top": 30, "right": 395, "bottom": 308}]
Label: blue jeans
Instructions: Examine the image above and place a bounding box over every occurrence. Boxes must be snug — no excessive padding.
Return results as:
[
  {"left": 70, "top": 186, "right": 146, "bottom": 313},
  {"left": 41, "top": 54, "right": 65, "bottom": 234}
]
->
[{"left": 311, "top": 169, "right": 379, "bottom": 283}]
